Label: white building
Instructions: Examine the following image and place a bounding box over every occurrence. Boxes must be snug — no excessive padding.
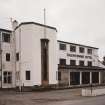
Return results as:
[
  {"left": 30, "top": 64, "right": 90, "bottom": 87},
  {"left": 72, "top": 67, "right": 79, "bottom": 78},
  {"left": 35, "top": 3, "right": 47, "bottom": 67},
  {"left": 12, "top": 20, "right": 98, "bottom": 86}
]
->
[
  {"left": 0, "top": 21, "right": 105, "bottom": 89},
  {"left": 57, "top": 40, "right": 105, "bottom": 86},
  {"left": 15, "top": 22, "right": 58, "bottom": 87},
  {"left": 0, "top": 29, "right": 15, "bottom": 88}
]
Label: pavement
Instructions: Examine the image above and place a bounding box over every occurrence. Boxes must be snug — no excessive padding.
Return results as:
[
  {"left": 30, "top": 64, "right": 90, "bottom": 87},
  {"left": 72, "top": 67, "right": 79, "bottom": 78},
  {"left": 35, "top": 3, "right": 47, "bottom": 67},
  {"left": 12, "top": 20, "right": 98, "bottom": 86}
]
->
[{"left": 0, "top": 88, "right": 105, "bottom": 105}]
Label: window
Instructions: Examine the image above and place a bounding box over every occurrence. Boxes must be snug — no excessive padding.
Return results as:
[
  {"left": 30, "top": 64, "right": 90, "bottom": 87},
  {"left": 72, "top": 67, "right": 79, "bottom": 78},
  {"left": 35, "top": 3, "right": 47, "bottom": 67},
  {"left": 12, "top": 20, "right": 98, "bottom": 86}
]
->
[
  {"left": 59, "top": 43, "right": 66, "bottom": 50},
  {"left": 58, "top": 71, "right": 61, "bottom": 80},
  {"left": 3, "top": 71, "right": 12, "bottom": 83},
  {"left": 6, "top": 53, "right": 10, "bottom": 61},
  {"left": 3, "top": 72, "right": 7, "bottom": 83},
  {"left": 70, "top": 60, "right": 76, "bottom": 66},
  {"left": 88, "top": 61, "right": 92, "bottom": 66},
  {"left": 70, "top": 45, "right": 76, "bottom": 52},
  {"left": 88, "top": 49, "right": 92, "bottom": 54},
  {"left": 2, "top": 33, "right": 10, "bottom": 43},
  {"left": 16, "top": 53, "right": 19, "bottom": 61},
  {"left": 26, "top": 71, "right": 30, "bottom": 80},
  {"left": 79, "top": 47, "right": 85, "bottom": 53},
  {"left": 79, "top": 60, "right": 84, "bottom": 66},
  {"left": 59, "top": 59, "right": 66, "bottom": 65}
]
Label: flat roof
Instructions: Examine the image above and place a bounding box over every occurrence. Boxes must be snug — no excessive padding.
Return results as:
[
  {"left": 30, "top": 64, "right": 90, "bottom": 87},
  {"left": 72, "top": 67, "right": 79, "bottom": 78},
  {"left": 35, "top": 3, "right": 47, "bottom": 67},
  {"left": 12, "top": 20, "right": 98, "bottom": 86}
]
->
[
  {"left": 0, "top": 28, "right": 11, "bottom": 33},
  {"left": 57, "top": 40, "right": 99, "bottom": 49},
  {"left": 15, "top": 22, "right": 57, "bottom": 32},
  {"left": 58, "top": 64, "right": 105, "bottom": 71}
]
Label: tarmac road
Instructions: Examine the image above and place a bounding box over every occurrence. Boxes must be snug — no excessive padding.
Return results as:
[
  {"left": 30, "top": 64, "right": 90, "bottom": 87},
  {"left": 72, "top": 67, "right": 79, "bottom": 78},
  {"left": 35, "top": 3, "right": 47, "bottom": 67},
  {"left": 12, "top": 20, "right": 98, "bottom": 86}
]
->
[
  {"left": 0, "top": 88, "right": 105, "bottom": 105},
  {"left": 53, "top": 95, "right": 105, "bottom": 105}
]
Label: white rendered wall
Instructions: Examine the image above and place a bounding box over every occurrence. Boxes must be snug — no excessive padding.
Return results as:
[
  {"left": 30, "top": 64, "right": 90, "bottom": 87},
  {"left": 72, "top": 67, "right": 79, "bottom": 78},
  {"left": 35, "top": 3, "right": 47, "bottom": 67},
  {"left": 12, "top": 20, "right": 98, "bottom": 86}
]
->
[
  {"left": 57, "top": 42, "right": 101, "bottom": 67},
  {"left": 15, "top": 24, "right": 57, "bottom": 86},
  {"left": 1, "top": 31, "right": 16, "bottom": 88}
]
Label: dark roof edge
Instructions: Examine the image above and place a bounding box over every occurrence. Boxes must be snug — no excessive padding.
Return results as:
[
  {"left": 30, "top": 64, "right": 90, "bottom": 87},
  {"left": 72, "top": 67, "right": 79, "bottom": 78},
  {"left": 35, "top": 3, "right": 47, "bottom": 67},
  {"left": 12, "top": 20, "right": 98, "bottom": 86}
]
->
[
  {"left": 57, "top": 40, "right": 99, "bottom": 49},
  {"left": 58, "top": 65, "right": 105, "bottom": 70},
  {"left": 0, "top": 28, "right": 12, "bottom": 33},
  {"left": 15, "top": 22, "right": 57, "bottom": 32}
]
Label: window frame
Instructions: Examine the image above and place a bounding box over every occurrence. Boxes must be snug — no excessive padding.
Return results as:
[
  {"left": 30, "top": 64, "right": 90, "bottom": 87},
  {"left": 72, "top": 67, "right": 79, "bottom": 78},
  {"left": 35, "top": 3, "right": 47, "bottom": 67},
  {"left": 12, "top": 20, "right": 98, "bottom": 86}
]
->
[
  {"left": 6, "top": 53, "right": 10, "bottom": 61},
  {"left": 87, "top": 48, "right": 92, "bottom": 55},
  {"left": 59, "top": 59, "right": 66, "bottom": 65},
  {"left": 70, "top": 60, "right": 76, "bottom": 66},
  {"left": 79, "top": 60, "right": 84, "bottom": 66},
  {"left": 88, "top": 61, "right": 92, "bottom": 66},
  {"left": 70, "top": 45, "right": 76, "bottom": 52},
  {"left": 16, "top": 53, "right": 19, "bottom": 61},
  {"left": 58, "top": 71, "right": 61, "bottom": 80},
  {"left": 3, "top": 71, "right": 12, "bottom": 84},
  {"left": 2, "top": 32, "right": 11, "bottom": 43},
  {"left": 26, "top": 71, "right": 30, "bottom": 80},
  {"left": 79, "top": 47, "right": 85, "bottom": 53},
  {"left": 59, "top": 43, "right": 66, "bottom": 50}
]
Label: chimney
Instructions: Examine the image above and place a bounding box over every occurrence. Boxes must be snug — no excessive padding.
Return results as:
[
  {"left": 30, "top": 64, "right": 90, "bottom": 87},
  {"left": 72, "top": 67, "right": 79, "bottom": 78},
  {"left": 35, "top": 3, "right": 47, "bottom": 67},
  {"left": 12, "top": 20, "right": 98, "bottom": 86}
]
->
[{"left": 12, "top": 20, "right": 18, "bottom": 30}]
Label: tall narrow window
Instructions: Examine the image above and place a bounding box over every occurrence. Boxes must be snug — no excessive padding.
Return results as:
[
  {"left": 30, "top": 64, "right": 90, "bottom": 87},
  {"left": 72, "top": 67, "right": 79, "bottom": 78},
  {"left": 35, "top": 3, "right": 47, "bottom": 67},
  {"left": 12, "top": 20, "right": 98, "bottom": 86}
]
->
[
  {"left": 8, "top": 72, "right": 12, "bottom": 83},
  {"left": 26, "top": 71, "right": 30, "bottom": 80},
  {"left": 2, "top": 33, "right": 10, "bottom": 43},
  {"left": 41, "top": 39, "right": 49, "bottom": 83},
  {"left": 88, "top": 61, "right": 92, "bottom": 66},
  {"left": 3, "top": 72, "right": 7, "bottom": 83},
  {"left": 16, "top": 53, "right": 19, "bottom": 61},
  {"left": 58, "top": 71, "right": 61, "bottom": 80},
  {"left": 6, "top": 53, "right": 10, "bottom": 61}
]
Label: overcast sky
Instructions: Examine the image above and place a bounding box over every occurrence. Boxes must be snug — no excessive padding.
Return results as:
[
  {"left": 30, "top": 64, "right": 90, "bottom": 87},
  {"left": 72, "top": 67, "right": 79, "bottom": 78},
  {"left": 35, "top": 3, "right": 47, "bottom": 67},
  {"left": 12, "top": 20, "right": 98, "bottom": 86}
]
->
[{"left": 0, "top": 0, "right": 105, "bottom": 60}]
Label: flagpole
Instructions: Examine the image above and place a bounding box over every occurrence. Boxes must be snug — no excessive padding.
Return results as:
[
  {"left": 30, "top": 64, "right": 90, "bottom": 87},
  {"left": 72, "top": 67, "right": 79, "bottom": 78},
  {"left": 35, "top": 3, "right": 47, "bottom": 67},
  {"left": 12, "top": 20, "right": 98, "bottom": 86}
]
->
[{"left": 44, "top": 8, "right": 46, "bottom": 39}]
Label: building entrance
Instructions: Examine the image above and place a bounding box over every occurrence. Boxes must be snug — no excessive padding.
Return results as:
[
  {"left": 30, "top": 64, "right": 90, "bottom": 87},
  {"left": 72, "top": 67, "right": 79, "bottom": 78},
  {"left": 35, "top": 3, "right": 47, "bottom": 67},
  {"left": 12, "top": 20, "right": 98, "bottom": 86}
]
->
[
  {"left": 92, "top": 72, "right": 99, "bottom": 83},
  {"left": 70, "top": 72, "right": 80, "bottom": 85},
  {"left": 82, "top": 72, "right": 90, "bottom": 84}
]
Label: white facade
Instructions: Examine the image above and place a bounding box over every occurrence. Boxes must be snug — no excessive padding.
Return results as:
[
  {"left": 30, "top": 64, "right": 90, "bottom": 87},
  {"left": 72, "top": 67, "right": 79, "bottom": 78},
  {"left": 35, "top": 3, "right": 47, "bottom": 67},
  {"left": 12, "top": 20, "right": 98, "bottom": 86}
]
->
[
  {"left": 15, "top": 22, "right": 58, "bottom": 87},
  {"left": 57, "top": 40, "right": 100, "bottom": 67},
  {"left": 57, "top": 40, "right": 105, "bottom": 86},
  {"left": 0, "top": 29, "right": 15, "bottom": 88},
  {"left": 0, "top": 21, "right": 105, "bottom": 88}
]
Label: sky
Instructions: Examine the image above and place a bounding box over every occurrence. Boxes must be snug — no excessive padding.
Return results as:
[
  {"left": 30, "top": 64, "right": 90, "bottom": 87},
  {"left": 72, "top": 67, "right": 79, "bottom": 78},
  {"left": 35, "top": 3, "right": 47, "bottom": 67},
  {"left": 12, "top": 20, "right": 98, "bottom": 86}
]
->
[{"left": 0, "top": 0, "right": 105, "bottom": 60}]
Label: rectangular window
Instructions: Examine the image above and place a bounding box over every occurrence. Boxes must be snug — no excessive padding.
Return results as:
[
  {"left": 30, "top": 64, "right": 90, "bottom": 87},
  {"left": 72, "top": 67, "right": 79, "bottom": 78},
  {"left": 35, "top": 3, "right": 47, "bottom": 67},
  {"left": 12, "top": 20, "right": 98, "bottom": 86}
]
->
[
  {"left": 79, "top": 60, "right": 84, "bottom": 66},
  {"left": 59, "top": 59, "right": 66, "bottom": 65},
  {"left": 70, "top": 45, "right": 76, "bottom": 52},
  {"left": 59, "top": 43, "right": 66, "bottom": 50},
  {"left": 26, "top": 71, "right": 30, "bottom": 80},
  {"left": 16, "top": 53, "right": 19, "bottom": 61},
  {"left": 3, "top": 71, "right": 12, "bottom": 84},
  {"left": 79, "top": 47, "right": 85, "bottom": 53},
  {"left": 2, "top": 33, "right": 10, "bottom": 43},
  {"left": 8, "top": 72, "right": 12, "bottom": 83},
  {"left": 58, "top": 71, "right": 61, "bottom": 80},
  {"left": 88, "top": 61, "right": 92, "bottom": 66},
  {"left": 6, "top": 53, "right": 10, "bottom": 61},
  {"left": 3, "top": 72, "right": 7, "bottom": 83},
  {"left": 87, "top": 49, "right": 92, "bottom": 54},
  {"left": 70, "top": 60, "right": 76, "bottom": 66}
]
